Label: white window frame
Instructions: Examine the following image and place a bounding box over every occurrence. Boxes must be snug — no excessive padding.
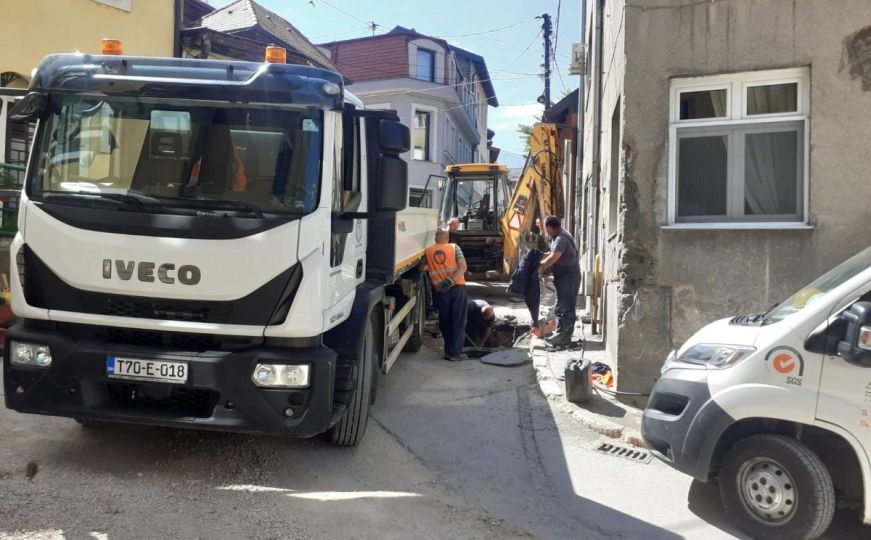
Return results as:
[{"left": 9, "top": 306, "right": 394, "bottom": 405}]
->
[
  {"left": 411, "top": 104, "right": 438, "bottom": 162},
  {"left": 666, "top": 67, "right": 811, "bottom": 229}
]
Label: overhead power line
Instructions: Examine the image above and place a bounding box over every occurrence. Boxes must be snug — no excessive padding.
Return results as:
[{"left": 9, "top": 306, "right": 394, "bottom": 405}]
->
[
  {"left": 429, "top": 17, "right": 538, "bottom": 39},
  {"left": 312, "top": 0, "right": 373, "bottom": 26}
]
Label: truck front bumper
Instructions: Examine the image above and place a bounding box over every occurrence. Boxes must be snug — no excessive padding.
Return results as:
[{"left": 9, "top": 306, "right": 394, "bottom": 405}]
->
[
  {"left": 642, "top": 368, "right": 734, "bottom": 481},
  {"left": 3, "top": 323, "right": 340, "bottom": 437}
]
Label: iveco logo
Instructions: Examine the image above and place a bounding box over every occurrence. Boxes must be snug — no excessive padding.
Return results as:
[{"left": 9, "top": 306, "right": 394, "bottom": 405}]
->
[{"left": 102, "top": 259, "right": 201, "bottom": 285}]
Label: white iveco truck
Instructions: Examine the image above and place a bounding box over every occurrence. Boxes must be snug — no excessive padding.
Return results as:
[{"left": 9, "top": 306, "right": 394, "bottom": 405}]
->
[{"left": 3, "top": 46, "right": 436, "bottom": 446}]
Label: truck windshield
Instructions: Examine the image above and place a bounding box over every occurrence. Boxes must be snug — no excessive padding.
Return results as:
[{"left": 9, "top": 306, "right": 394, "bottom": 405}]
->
[
  {"left": 30, "top": 95, "right": 323, "bottom": 215},
  {"left": 766, "top": 246, "right": 871, "bottom": 323}
]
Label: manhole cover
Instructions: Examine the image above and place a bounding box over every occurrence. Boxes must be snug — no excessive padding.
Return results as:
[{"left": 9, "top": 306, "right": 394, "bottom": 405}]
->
[{"left": 595, "top": 441, "right": 652, "bottom": 464}]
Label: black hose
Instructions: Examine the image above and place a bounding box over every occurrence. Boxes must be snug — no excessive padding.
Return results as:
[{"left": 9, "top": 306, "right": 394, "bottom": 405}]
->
[{"left": 593, "top": 383, "right": 650, "bottom": 398}]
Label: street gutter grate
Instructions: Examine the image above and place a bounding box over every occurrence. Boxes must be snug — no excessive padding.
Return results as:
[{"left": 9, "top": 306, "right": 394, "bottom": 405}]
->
[{"left": 596, "top": 441, "right": 653, "bottom": 464}]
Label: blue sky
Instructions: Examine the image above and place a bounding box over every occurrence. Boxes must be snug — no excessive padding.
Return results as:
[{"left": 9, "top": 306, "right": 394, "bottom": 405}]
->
[{"left": 208, "top": 0, "right": 581, "bottom": 165}]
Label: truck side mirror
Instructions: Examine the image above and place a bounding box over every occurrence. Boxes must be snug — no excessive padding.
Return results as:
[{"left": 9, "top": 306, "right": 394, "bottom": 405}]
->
[
  {"left": 8, "top": 92, "right": 48, "bottom": 122},
  {"left": 836, "top": 301, "right": 871, "bottom": 367},
  {"left": 372, "top": 118, "right": 409, "bottom": 213}
]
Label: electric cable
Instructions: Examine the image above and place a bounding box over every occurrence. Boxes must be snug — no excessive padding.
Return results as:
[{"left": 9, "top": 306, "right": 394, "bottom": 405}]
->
[
  {"left": 313, "top": 0, "right": 372, "bottom": 26},
  {"left": 593, "top": 383, "right": 650, "bottom": 397},
  {"left": 430, "top": 17, "right": 539, "bottom": 39}
]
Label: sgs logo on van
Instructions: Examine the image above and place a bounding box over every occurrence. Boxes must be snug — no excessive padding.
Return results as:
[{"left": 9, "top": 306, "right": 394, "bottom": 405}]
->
[{"left": 765, "top": 346, "right": 804, "bottom": 386}]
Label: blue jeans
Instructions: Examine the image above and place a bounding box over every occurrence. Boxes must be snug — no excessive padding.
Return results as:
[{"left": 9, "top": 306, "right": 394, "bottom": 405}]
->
[{"left": 435, "top": 285, "right": 468, "bottom": 357}]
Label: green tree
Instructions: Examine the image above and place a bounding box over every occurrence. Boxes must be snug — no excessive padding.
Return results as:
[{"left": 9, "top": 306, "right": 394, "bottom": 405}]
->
[{"left": 517, "top": 124, "right": 534, "bottom": 155}]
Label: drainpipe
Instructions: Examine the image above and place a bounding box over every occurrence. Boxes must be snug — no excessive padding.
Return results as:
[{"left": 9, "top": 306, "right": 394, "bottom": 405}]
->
[
  {"left": 586, "top": 0, "right": 605, "bottom": 334},
  {"left": 590, "top": 0, "right": 604, "bottom": 270},
  {"left": 576, "top": 0, "right": 585, "bottom": 245}
]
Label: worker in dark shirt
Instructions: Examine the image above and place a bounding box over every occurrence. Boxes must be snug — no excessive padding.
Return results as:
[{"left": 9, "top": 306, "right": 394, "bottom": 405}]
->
[
  {"left": 466, "top": 299, "right": 495, "bottom": 347},
  {"left": 538, "top": 215, "right": 580, "bottom": 346}
]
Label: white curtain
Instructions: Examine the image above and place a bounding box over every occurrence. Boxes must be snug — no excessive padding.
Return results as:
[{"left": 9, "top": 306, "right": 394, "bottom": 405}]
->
[
  {"left": 710, "top": 90, "right": 727, "bottom": 117},
  {"left": 744, "top": 130, "right": 798, "bottom": 215}
]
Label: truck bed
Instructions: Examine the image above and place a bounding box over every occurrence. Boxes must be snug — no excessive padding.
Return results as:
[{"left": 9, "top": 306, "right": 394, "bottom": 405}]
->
[{"left": 393, "top": 207, "right": 438, "bottom": 278}]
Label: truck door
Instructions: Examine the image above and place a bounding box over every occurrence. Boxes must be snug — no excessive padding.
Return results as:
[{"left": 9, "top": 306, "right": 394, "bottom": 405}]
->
[
  {"left": 328, "top": 112, "right": 365, "bottom": 306},
  {"left": 815, "top": 295, "right": 871, "bottom": 452}
]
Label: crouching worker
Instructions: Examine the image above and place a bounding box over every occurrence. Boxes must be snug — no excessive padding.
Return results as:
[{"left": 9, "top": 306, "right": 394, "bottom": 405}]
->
[
  {"left": 423, "top": 228, "right": 469, "bottom": 361},
  {"left": 466, "top": 299, "right": 496, "bottom": 347}
]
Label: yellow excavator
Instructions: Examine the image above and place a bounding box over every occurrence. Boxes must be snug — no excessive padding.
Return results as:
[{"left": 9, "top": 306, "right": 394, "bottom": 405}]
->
[{"left": 441, "top": 123, "right": 565, "bottom": 279}]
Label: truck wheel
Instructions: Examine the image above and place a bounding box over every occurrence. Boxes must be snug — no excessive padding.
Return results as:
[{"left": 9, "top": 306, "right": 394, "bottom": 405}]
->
[
  {"left": 720, "top": 434, "right": 835, "bottom": 540},
  {"left": 403, "top": 281, "right": 425, "bottom": 353},
  {"left": 328, "top": 317, "right": 374, "bottom": 446}
]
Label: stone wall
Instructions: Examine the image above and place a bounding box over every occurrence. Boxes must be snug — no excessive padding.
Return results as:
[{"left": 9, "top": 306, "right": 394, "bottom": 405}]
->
[{"left": 587, "top": 0, "right": 871, "bottom": 397}]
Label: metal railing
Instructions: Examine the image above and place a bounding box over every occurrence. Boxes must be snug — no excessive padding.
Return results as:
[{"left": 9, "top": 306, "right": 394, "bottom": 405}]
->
[{"left": 0, "top": 163, "right": 24, "bottom": 237}]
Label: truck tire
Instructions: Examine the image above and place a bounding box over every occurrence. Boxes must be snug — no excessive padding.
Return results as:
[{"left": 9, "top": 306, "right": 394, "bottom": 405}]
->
[
  {"left": 403, "top": 281, "right": 425, "bottom": 353},
  {"left": 328, "top": 317, "right": 374, "bottom": 446},
  {"left": 719, "top": 434, "right": 835, "bottom": 540}
]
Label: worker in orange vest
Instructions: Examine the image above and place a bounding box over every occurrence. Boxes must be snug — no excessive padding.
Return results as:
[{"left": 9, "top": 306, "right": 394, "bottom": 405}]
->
[
  {"left": 187, "top": 145, "right": 248, "bottom": 192},
  {"left": 423, "top": 228, "right": 468, "bottom": 361}
]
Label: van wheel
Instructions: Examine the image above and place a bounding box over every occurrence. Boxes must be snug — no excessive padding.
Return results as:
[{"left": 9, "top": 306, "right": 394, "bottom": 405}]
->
[
  {"left": 327, "top": 317, "right": 374, "bottom": 446},
  {"left": 403, "top": 281, "right": 425, "bottom": 353},
  {"left": 720, "top": 435, "right": 835, "bottom": 540}
]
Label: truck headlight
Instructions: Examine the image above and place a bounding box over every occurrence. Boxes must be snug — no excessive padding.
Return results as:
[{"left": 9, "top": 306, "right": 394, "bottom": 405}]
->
[
  {"left": 678, "top": 344, "right": 755, "bottom": 369},
  {"left": 251, "top": 363, "right": 310, "bottom": 388},
  {"left": 10, "top": 342, "right": 53, "bottom": 367}
]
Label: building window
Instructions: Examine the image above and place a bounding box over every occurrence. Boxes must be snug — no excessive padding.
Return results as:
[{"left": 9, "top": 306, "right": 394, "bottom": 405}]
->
[
  {"left": 409, "top": 187, "right": 432, "bottom": 208},
  {"left": 668, "top": 68, "right": 809, "bottom": 227},
  {"left": 413, "top": 110, "right": 432, "bottom": 161},
  {"left": 416, "top": 48, "right": 436, "bottom": 82}
]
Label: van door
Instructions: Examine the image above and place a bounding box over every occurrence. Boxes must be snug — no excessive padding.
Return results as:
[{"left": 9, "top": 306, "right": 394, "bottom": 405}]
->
[{"left": 815, "top": 296, "right": 871, "bottom": 452}]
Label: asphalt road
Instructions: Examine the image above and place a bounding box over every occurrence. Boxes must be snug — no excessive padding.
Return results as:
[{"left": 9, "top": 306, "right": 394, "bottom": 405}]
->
[{"left": 2, "top": 334, "right": 870, "bottom": 539}]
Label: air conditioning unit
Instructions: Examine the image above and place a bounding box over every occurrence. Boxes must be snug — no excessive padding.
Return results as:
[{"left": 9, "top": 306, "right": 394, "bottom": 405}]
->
[{"left": 569, "top": 43, "right": 587, "bottom": 76}]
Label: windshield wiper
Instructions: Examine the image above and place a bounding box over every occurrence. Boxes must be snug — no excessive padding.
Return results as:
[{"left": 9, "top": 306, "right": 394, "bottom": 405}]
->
[
  {"left": 166, "top": 198, "right": 266, "bottom": 219},
  {"left": 42, "top": 191, "right": 157, "bottom": 211}
]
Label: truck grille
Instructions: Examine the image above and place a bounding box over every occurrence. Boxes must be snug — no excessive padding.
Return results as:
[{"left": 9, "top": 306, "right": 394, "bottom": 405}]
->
[
  {"left": 103, "top": 327, "right": 214, "bottom": 351},
  {"left": 106, "top": 382, "right": 217, "bottom": 418},
  {"left": 103, "top": 299, "right": 210, "bottom": 322}
]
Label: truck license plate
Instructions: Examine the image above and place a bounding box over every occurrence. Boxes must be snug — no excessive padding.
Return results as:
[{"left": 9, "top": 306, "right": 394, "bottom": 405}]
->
[{"left": 106, "top": 356, "right": 188, "bottom": 384}]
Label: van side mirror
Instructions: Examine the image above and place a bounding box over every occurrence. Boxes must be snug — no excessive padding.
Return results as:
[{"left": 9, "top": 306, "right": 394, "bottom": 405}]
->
[
  {"left": 837, "top": 301, "right": 871, "bottom": 367},
  {"left": 372, "top": 118, "right": 409, "bottom": 213}
]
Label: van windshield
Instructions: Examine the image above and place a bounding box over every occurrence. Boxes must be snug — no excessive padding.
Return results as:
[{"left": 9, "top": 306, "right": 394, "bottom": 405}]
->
[
  {"left": 30, "top": 95, "right": 323, "bottom": 215},
  {"left": 766, "top": 246, "right": 871, "bottom": 323}
]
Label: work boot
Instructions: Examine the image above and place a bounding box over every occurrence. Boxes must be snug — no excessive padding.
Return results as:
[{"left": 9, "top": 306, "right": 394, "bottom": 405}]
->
[{"left": 547, "top": 330, "right": 573, "bottom": 347}]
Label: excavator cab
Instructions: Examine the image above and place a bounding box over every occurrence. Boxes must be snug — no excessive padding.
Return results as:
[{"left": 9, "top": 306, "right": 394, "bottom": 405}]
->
[{"left": 441, "top": 163, "right": 512, "bottom": 278}]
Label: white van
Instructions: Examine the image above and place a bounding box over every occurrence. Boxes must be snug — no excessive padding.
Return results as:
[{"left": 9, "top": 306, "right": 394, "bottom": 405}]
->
[{"left": 643, "top": 247, "right": 871, "bottom": 539}]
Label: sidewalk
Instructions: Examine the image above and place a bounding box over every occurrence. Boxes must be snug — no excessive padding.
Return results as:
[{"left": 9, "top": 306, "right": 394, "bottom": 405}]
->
[
  {"left": 470, "top": 280, "right": 646, "bottom": 448},
  {"left": 529, "top": 325, "right": 645, "bottom": 447}
]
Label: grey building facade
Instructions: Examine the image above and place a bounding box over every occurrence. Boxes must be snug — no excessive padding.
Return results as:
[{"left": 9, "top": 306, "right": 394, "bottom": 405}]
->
[{"left": 579, "top": 0, "right": 871, "bottom": 397}]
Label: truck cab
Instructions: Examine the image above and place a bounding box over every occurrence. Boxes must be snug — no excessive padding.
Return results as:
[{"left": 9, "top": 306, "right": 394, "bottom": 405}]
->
[
  {"left": 4, "top": 49, "right": 433, "bottom": 447},
  {"left": 643, "top": 246, "right": 871, "bottom": 538}
]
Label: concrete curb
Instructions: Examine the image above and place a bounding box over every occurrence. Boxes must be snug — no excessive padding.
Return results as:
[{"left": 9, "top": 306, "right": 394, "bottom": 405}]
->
[{"left": 530, "top": 343, "right": 646, "bottom": 448}]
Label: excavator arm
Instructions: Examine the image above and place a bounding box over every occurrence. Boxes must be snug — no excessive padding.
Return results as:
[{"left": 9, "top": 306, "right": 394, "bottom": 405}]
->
[{"left": 500, "top": 123, "right": 564, "bottom": 273}]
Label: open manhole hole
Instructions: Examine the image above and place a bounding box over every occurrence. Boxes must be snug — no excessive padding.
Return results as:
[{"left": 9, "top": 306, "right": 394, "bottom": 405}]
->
[{"left": 596, "top": 441, "right": 653, "bottom": 464}]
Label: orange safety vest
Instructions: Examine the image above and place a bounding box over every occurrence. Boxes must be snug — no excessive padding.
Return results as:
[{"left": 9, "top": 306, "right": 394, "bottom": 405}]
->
[
  {"left": 187, "top": 146, "right": 248, "bottom": 192},
  {"left": 425, "top": 242, "right": 466, "bottom": 289}
]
